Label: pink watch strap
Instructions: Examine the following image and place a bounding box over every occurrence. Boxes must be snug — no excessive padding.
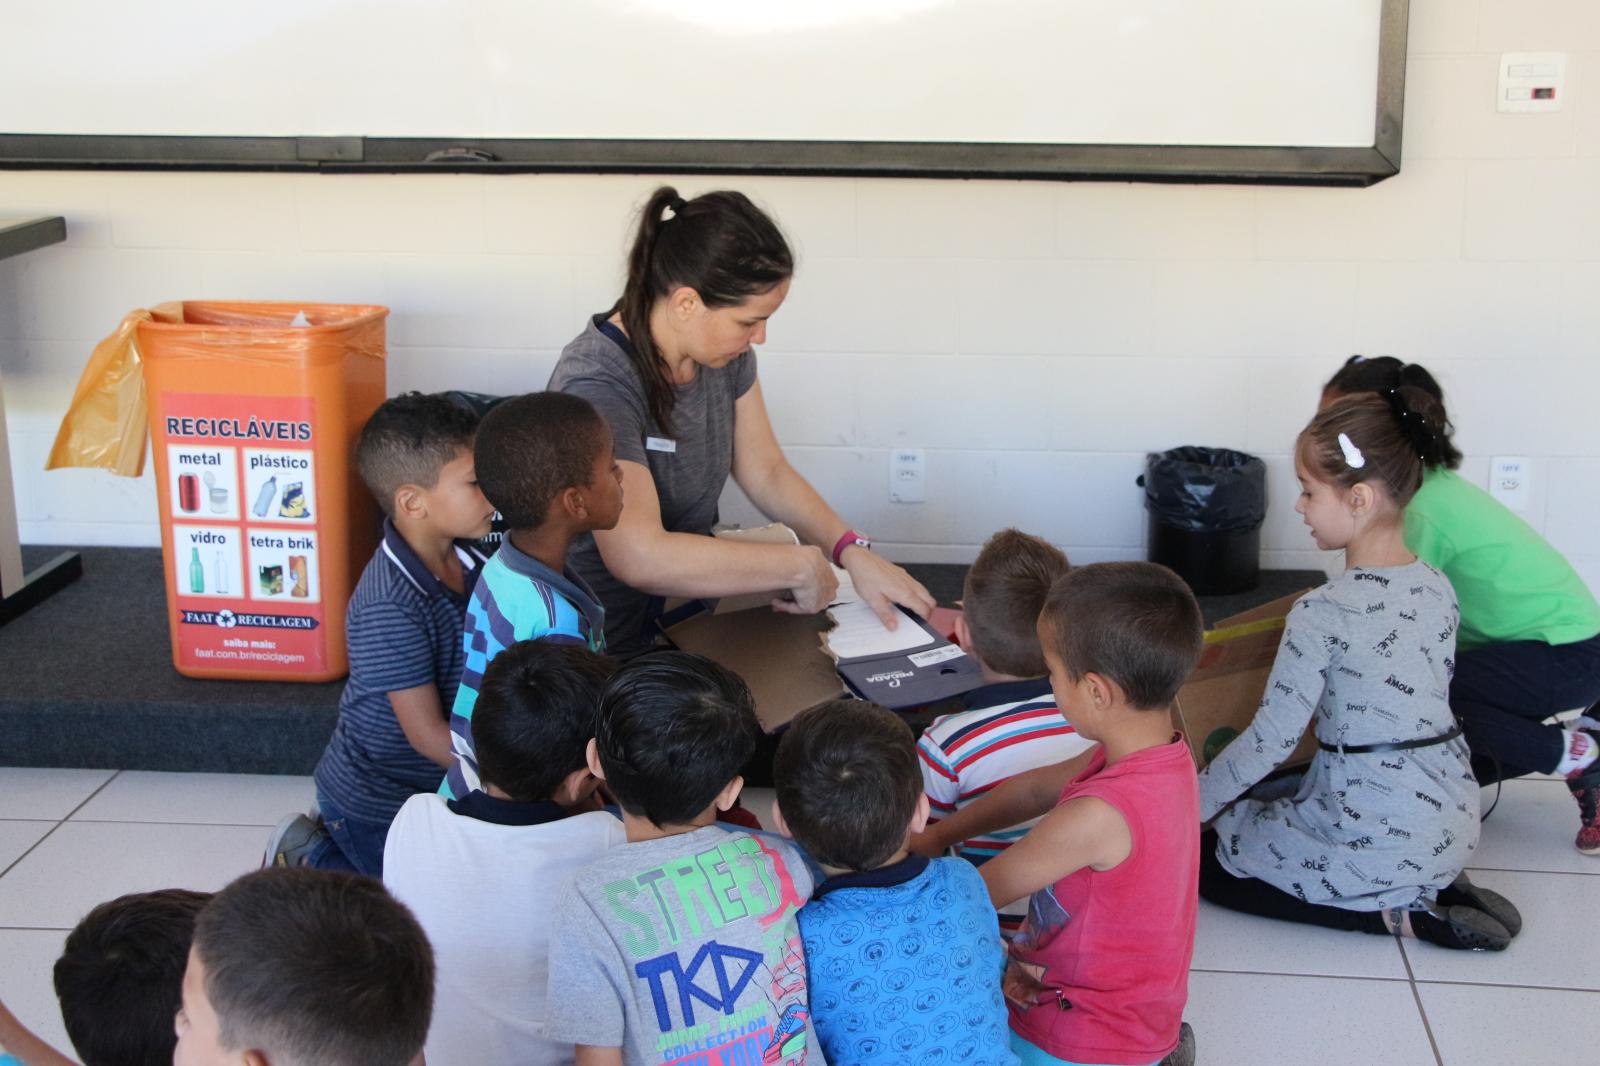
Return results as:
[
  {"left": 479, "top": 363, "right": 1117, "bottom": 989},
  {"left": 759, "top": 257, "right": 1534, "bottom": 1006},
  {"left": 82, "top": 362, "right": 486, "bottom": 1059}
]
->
[{"left": 832, "top": 530, "right": 868, "bottom": 567}]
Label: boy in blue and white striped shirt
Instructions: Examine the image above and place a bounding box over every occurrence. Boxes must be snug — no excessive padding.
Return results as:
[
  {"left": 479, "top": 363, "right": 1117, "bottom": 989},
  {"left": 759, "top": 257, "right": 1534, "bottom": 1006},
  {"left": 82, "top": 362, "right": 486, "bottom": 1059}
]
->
[
  {"left": 268, "top": 393, "right": 495, "bottom": 876},
  {"left": 442, "top": 392, "right": 624, "bottom": 800}
]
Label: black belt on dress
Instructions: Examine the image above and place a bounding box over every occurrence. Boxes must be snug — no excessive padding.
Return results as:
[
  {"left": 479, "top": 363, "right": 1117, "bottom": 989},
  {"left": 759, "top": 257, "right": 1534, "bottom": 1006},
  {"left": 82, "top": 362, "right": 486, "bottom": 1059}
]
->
[{"left": 1318, "top": 724, "right": 1463, "bottom": 755}]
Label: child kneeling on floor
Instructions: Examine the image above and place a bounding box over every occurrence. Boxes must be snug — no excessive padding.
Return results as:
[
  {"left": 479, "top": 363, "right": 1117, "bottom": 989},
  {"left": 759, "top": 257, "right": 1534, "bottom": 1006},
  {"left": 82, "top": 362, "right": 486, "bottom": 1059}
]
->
[
  {"left": 1197, "top": 389, "right": 1519, "bottom": 950},
  {"left": 384, "top": 640, "right": 627, "bottom": 1066},
  {"left": 979, "top": 562, "right": 1203, "bottom": 1066},
  {"left": 544, "top": 652, "right": 816, "bottom": 1065},
  {"left": 775, "top": 699, "right": 1017, "bottom": 1066}
]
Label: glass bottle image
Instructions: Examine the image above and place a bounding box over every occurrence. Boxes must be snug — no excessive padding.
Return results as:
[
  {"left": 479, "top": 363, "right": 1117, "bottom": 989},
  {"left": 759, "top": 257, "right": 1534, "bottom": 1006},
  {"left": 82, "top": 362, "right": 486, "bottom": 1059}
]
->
[
  {"left": 214, "top": 550, "right": 228, "bottom": 595},
  {"left": 188, "top": 547, "right": 205, "bottom": 594}
]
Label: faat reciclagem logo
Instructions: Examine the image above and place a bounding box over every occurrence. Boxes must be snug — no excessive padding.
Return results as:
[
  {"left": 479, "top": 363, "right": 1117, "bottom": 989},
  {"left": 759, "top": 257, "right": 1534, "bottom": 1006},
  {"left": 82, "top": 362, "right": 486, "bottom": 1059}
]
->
[{"left": 180, "top": 609, "right": 319, "bottom": 631}]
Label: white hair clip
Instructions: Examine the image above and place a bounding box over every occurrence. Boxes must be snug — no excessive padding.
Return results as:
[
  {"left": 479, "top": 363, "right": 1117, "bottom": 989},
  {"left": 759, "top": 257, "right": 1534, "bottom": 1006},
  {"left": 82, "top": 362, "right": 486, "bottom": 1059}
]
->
[{"left": 1337, "top": 432, "right": 1366, "bottom": 469}]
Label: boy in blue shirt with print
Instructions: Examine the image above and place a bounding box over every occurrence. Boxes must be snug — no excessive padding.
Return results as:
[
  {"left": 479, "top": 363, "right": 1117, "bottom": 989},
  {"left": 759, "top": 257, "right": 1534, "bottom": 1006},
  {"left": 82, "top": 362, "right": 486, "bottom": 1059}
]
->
[
  {"left": 443, "top": 391, "right": 624, "bottom": 799},
  {"left": 269, "top": 392, "right": 495, "bottom": 875},
  {"left": 773, "top": 699, "right": 1018, "bottom": 1066}
]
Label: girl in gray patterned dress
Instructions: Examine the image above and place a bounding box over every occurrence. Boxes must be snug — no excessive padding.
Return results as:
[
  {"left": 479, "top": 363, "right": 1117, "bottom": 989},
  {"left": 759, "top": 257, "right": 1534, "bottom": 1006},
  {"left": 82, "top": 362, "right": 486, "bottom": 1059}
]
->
[{"left": 1197, "top": 389, "right": 1521, "bottom": 951}]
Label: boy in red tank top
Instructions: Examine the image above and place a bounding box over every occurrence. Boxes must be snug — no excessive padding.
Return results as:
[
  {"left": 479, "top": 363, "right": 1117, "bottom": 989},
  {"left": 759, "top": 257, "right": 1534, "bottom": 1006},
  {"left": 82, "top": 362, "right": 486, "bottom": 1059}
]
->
[{"left": 979, "top": 562, "right": 1203, "bottom": 1066}]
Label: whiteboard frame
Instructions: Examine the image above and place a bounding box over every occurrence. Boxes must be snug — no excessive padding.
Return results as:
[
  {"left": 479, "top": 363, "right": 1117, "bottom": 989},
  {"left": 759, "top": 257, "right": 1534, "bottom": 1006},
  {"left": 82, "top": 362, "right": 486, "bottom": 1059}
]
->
[{"left": 0, "top": 0, "right": 1407, "bottom": 187}]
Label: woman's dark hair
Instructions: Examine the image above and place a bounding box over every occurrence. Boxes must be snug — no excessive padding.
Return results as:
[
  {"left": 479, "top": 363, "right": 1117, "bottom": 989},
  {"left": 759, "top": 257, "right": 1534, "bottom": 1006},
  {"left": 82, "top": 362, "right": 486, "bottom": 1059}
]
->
[
  {"left": 1298, "top": 388, "right": 1452, "bottom": 508},
  {"left": 594, "top": 650, "right": 763, "bottom": 828},
  {"left": 613, "top": 186, "right": 793, "bottom": 435},
  {"left": 1322, "top": 355, "right": 1463, "bottom": 470}
]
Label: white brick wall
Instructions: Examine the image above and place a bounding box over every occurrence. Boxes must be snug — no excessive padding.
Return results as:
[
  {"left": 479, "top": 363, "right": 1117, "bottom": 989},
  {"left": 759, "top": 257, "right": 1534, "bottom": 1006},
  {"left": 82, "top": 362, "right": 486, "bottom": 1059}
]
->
[{"left": 2, "top": 0, "right": 1598, "bottom": 597}]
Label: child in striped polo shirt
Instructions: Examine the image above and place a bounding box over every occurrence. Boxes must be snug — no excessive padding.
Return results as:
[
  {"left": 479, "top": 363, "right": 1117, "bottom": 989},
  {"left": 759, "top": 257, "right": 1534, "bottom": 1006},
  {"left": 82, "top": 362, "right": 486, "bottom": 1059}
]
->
[
  {"left": 269, "top": 393, "right": 495, "bottom": 876},
  {"left": 916, "top": 529, "right": 1097, "bottom": 938},
  {"left": 442, "top": 391, "right": 625, "bottom": 800}
]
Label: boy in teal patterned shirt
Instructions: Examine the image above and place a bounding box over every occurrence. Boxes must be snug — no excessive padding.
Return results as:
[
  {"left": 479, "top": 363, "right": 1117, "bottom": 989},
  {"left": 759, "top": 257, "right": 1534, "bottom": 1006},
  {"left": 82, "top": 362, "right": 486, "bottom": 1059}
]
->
[{"left": 444, "top": 391, "right": 624, "bottom": 799}]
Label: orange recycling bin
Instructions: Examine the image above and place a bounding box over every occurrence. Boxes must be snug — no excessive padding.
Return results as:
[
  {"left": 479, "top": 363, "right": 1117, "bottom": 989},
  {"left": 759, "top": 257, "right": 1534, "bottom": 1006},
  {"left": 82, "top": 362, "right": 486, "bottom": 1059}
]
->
[{"left": 139, "top": 302, "right": 388, "bottom": 681}]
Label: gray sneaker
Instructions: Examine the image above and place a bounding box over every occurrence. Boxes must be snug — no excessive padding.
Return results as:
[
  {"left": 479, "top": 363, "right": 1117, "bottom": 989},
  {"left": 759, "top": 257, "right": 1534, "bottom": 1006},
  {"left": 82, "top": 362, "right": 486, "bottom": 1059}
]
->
[
  {"left": 1160, "top": 1022, "right": 1196, "bottom": 1066},
  {"left": 262, "top": 812, "right": 325, "bottom": 869}
]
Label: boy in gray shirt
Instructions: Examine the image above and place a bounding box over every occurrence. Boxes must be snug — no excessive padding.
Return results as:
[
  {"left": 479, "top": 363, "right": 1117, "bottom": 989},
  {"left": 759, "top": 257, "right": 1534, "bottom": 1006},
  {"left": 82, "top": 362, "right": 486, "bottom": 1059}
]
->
[{"left": 547, "top": 652, "right": 816, "bottom": 1066}]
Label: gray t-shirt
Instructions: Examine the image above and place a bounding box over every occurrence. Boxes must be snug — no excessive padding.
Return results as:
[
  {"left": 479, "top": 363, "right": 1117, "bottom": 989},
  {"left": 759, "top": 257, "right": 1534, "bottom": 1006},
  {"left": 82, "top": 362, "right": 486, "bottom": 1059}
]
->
[
  {"left": 546, "top": 824, "right": 818, "bottom": 1065},
  {"left": 547, "top": 317, "right": 758, "bottom": 656}
]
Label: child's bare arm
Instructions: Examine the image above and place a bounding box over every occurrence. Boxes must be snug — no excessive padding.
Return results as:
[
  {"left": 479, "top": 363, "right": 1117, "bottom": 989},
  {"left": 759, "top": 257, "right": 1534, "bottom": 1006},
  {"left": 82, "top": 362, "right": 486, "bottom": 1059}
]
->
[
  {"left": 910, "top": 751, "right": 1096, "bottom": 856},
  {"left": 575, "top": 1047, "right": 624, "bottom": 1066},
  {"left": 389, "top": 684, "right": 455, "bottom": 769},
  {"left": 0, "top": 997, "right": 80, "bottom": 1066},
  {"left": 980, "top": 796, "right": 1132, "bottom": 913}
]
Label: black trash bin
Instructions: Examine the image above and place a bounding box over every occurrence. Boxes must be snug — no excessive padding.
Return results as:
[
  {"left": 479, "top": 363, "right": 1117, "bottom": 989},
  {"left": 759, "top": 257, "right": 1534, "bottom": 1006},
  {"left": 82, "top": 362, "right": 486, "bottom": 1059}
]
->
[{"left": 1140, "top": 447, "right": 1267, "bottom": 595}]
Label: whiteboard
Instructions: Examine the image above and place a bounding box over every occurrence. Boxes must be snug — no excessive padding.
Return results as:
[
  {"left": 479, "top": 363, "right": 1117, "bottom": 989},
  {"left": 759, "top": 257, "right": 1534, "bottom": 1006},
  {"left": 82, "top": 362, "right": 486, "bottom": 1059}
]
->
[{"left": 0, "top": 0, "right": 1406, "bottom": 184}]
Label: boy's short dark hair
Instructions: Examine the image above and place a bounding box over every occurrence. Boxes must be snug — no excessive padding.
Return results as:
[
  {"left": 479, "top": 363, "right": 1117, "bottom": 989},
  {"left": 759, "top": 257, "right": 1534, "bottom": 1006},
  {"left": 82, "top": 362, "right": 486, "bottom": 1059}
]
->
[
  {"left": 192, "top": 868, "right": 433, "bottom": 1066},
  {"left": 773, "top": 700, "right": 921, "bottom": 872},
  {"left": 474, "top": 640, "right": 618, "bottom": 803},
  {"left": 356, "top": 392, "right": 480, "bottom": 516},
  {"left": 594, "top": 651, "right": 763, "bottom": 828},
  {"left": 1040, "top": 562, "right": 1203, "bottom": 710},
  {"left": 474, "top": 392, "right": 609, "bottom": 530},
  {"left": 52, "top": 889, "right": 210, "bottom": 1066},
  {"left": 963, "top": 529, "right": 1071, "bottom": 677}
]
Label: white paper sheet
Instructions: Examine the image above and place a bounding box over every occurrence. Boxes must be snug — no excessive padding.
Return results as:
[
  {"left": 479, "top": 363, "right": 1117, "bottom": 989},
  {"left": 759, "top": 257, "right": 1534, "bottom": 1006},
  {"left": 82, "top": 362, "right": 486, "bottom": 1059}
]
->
[{"left": 823, "top": 600, "right": 934, "bottom": 659}]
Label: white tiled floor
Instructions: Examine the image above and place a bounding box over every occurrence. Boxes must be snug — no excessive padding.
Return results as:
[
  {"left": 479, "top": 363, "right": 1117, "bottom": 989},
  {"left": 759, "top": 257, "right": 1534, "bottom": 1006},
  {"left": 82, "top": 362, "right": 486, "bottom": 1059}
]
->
[{"left": 2, "top": 770, "right": 1596, "bottom": 1064}]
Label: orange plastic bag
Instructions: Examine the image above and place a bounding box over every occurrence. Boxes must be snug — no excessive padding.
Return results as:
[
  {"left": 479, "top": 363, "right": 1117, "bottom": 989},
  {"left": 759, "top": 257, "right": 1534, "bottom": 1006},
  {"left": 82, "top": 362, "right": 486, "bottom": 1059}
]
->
[{"left": 45, "top": 304, "right": 179, "bottom": 477}]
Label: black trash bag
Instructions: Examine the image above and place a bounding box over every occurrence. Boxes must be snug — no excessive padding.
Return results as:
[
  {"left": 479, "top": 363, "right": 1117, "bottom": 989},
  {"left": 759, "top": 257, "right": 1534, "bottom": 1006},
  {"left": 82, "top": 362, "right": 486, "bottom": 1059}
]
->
[
  {"left": 440, "top": 389, "right": 507, "bottom": 419},
  {"left": 1139, "top": 446, "right": 1267, "bottom": 534}
]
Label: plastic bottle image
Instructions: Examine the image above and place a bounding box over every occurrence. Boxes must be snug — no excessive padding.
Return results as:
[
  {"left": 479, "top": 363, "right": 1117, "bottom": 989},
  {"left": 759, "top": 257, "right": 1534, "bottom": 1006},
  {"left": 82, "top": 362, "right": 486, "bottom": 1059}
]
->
[
  {"left": 214, "top": 550, "right": 228, "bottom": 595},
  {"left": 252, "top": 475, "right": 278, "bottom": 518},
  {"left": 188, "top": 547, "right": 205, "bottom": 594}
]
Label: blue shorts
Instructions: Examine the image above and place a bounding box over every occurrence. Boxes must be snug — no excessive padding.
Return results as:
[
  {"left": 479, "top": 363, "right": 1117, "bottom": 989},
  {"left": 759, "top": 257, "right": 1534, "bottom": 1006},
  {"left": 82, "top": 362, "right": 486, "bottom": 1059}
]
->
[{"left": 1010, "top": 1031, "right": 1159, "bottom": 1066}]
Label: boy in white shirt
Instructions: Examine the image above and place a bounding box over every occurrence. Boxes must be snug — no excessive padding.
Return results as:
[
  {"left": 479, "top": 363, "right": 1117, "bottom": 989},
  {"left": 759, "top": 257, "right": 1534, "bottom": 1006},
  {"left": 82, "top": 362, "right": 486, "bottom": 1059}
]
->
[{"left": 384, "top": 640, "right": 627, "bottom": 1066}]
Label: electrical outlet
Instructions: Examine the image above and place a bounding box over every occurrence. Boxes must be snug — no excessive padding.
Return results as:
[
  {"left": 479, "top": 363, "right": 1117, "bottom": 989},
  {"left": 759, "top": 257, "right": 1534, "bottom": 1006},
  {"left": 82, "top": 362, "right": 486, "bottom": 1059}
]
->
[
  {"left": 890, "top": 448, "right": 925, "bottom": 503},
  {"left": 1489, "top": 456, "right": 1531, "bottom": 512}
]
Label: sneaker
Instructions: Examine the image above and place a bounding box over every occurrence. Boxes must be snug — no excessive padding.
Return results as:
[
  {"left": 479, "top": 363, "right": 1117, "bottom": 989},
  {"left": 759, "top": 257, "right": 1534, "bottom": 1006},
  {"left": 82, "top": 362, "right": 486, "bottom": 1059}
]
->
[
  {"left": 1567, "top": 758, "right": 1600, "bottom": 855},
  {"left": 1436, "top": 872, "right": 1522, "bottom": 938},
  {"left": 262, "top": 811, "right": 324, "bottom": 869},
  {"left": 1159, "top": 1022, "right": 1196, "bottom": 1066},
  {"left": 1408, "top": 901, "right": 1511, "bottom": 952}
]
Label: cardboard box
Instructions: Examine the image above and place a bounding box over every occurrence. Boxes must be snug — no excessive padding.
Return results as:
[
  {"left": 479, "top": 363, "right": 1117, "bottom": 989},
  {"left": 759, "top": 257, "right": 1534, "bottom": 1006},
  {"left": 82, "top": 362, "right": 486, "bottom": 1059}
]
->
[{"left": 1171, "top": 589, "right": 1320, "bottom": 769}]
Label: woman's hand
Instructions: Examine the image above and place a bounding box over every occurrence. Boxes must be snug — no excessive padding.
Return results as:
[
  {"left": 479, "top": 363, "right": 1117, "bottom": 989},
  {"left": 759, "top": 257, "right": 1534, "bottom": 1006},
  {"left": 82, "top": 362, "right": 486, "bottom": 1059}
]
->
[
  {"left": 843, "top": 547, "right": 936, "bottom": 629},
  {"left": 771, "top": 545, "right": 839, "bottom": 615}
]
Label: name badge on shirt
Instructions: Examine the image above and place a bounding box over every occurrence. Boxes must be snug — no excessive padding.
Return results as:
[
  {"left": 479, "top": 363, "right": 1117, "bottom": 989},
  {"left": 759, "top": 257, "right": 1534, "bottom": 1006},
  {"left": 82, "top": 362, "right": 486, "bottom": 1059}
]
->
[{"left": 646, "top": 437, "right": 678, "bottom": 454}]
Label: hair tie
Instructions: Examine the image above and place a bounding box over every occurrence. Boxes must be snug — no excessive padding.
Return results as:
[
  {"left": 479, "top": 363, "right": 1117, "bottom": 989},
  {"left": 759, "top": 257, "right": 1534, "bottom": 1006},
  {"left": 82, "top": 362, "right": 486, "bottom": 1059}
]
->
[
  {"left": 1338, "top": 432, "right": 1366, "bottom": 469},
  {"left": 661, "top": 196, "right": 688, "bottom": 221}
]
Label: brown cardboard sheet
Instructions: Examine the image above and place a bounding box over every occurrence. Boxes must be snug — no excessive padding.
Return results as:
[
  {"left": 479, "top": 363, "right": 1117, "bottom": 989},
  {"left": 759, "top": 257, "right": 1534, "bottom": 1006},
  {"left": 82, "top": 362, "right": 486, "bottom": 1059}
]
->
[{"left": 1171, "top": 589, "right": 1321, "bottom": 769}]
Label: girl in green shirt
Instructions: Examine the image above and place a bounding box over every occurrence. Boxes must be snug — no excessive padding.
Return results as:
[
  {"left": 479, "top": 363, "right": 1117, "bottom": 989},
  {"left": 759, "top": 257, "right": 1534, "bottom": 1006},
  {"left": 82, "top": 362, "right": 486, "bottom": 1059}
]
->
[{"left": 1324, "top": 357, "right": 1600, "bottom": 855}]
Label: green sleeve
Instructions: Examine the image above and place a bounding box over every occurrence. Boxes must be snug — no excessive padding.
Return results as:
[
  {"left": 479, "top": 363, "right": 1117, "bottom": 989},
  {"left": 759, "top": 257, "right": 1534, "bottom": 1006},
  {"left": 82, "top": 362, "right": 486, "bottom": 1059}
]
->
[{"left": 1404, "top": 508, "right": 1458, "bottom": 571}]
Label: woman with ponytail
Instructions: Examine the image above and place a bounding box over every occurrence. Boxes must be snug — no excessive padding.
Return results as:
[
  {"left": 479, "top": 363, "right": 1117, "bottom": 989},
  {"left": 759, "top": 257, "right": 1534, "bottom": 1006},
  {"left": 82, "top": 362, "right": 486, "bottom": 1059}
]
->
[
  {"left": 1325, "top": 357, "right": 1600, "bottom": 854},
  {"left": 547, "top": 187, "right": 934, "bottom": 657}
]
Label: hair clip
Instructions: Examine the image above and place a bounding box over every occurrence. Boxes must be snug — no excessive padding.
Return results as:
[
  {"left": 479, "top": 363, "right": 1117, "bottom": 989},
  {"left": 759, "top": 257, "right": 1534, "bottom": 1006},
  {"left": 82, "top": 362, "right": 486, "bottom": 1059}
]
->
[{"left": 1337, "top": 432, "right": 1366, "bottom": 469}]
